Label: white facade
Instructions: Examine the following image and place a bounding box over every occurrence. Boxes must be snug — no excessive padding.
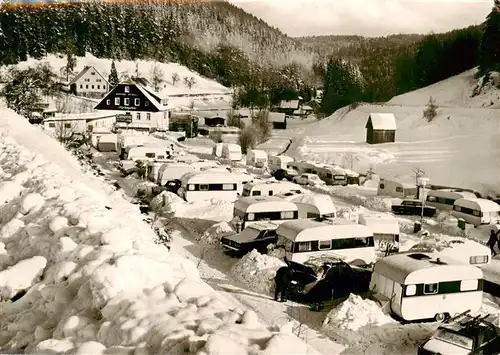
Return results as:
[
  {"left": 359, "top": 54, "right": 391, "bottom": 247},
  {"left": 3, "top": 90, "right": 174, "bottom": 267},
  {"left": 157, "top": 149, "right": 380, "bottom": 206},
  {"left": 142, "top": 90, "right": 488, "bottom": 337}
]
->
[
  {"left": 113, "top": 110, "right": 170, "bottom": 132},
  {"left": 71, "top": 66, "right": 109, "bottom": 98},
  {"left": 43, "top": 114, "right": 116, "bottom": 135}
]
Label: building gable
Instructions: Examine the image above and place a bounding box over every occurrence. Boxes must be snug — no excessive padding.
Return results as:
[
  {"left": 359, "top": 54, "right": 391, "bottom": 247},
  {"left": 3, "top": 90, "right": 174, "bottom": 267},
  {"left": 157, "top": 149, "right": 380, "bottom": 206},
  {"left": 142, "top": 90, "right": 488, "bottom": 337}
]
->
[
  {"left": 94, "top": 83, "right": 162, "bottom": 112},
  {"left": 366, "top": 113, "right": 397, "bottom": 130}
]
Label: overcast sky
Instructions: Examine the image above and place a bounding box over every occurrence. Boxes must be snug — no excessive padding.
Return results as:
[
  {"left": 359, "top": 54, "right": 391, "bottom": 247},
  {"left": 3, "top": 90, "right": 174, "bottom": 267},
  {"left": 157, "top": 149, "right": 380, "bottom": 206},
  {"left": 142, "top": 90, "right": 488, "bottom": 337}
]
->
[{"left": 229, "top": 0, "right": 493, "bottom": 37}]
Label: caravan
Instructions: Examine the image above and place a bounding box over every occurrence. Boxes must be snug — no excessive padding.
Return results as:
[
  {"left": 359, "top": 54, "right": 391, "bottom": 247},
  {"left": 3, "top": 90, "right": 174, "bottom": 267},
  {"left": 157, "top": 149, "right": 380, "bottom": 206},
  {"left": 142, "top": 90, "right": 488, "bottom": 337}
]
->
[
  {"left": 358, "top": 213, "right": 400, "bottom": 252},
  {"left": 276, "top": 219, "right": 376, "bottom": 265},
  {"left": 178, "top": 171, "right": 240, "bottom": 202},
  {"left": 233, "top": 196, "right": 299, "bottom": 230},
  {"left": 289, "top": 194, "right": 336, "bottom": 220},
  {"left": 246, "top": 149, "right": 268, "bottom": 168},
  {"left": 377, "top": 179, "right": 418, "bottom": 199},
  {"left": 452, "top": 198, "right": 500, "bottom": 227},
  {"left": 242, "top": 180, "right": 300, "bottom": 197},
  {"left": 314, "top": 164, "right": 348, "bottom": 186},
  {"left": 287, "top": 161, "right": 317, "bottom": 174},
  {"left": 96, "top": 134, "right": 118, "bottom": 152},
  {"left": 370, "top": 252, "right": 483, "bottom": 322},
  {"left": 117, "top": 135, "right": 145, "bottom": 159},
  {"left": 155, "top": 162, "right": 196, "bottom": 186},
  {"left": 221, "top": 143, "right": 242, "bottom": 161},
  {"left": 268, "top": 155, "right": 294, "bottom": 173},
  {"left": 426, "top": 189, "right": 477, "bottom": 211}
]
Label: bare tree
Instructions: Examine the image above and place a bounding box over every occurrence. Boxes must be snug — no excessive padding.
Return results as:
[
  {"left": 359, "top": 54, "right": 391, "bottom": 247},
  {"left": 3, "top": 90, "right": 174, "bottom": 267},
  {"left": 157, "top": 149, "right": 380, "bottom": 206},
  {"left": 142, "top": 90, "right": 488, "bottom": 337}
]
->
[
  {"left": 53, "top": 120, "right": 81, "bottom": 148},
  {"left": 171, "top": 72, "right": 180, "bottom": 86},
  {"left": 254, "top": 110, "right": 272, "bottom": 143},
  {"left": 183, "top": 76, "right": 196, "bottom": 90},
  {"left": 226, "top": 109, "right": 243, "bottom": 128},
  {"left": 150, "top": 64, "right": 164, "bottom": 92},
  {"left": 238, "top": 125, "right": 258, "bottom": 154},
  {"left": 423, "top": 96, "right": 438, "bottom": 122},
  {"left": 343, "top": 152, "right": 359, "bottom": 170}
]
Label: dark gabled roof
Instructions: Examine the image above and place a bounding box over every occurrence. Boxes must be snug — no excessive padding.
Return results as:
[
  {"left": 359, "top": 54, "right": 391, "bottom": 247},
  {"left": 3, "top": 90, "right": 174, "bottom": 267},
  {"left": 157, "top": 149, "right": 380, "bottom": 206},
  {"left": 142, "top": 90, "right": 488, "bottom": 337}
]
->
[
  {"left": 94, "top": 82, "right": 166, "bottom": 112},
  {"left": 69, "top": 66, "right": 108, "bottom": 86}
]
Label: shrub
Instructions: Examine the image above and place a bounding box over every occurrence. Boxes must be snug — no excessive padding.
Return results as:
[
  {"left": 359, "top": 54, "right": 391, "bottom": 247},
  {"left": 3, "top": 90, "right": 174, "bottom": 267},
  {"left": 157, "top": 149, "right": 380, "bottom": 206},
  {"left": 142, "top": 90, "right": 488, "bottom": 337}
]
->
[
  {"left": 239, "top": 125, "right": 258, "bottom": 154},
  {"left": 423, "top": 96, "right": 438, "bottom": 122}
]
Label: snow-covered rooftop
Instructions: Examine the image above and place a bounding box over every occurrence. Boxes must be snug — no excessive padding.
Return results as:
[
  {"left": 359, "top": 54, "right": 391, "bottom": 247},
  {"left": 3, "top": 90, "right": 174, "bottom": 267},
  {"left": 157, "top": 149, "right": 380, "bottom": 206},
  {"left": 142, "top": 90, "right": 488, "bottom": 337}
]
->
[{"left": 367, "top": 113, "right": 397, "bottom": 130}]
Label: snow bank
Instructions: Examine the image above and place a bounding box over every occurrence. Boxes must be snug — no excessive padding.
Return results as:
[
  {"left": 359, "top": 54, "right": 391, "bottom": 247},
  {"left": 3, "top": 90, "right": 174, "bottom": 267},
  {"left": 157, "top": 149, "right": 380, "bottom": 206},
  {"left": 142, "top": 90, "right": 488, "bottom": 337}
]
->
[
  {"left": 173, "top": 199, "right": 234, "bottom": 222},
  {"left": 150, "top": 191, "right": 185, "bottom": 213},
  {"left": 197, "top": 221, "right": 235, "bottom": 245},
  {"left": 308, "top": 185, "right": 392, "bottom": 212},
  {"left": 322, "top": 294, "right": 435, "bottom": 355},
  {"left": 0, "top": 111, "right": 315, "bottom": 354},
  {"left": 230, "top": 250, "right": 286, "bottom": 295}
]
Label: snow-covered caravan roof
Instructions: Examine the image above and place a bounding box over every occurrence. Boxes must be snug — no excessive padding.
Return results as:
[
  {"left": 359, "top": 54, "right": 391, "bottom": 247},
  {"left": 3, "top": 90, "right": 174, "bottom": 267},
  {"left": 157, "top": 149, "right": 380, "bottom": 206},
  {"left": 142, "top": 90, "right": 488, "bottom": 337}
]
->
[
  {"left": 269, "top": 155, "right": 294, "bottom": 164},
  {"left": 248, "top": 149, "right": 268, "bottom": 159},
  {"left": 268, "top": 112, "right": 286, "bottom": 123},
  {"left": 234, "top": 196, "right": 298, "bottom": 213},
  {"left": 367, "top": 113, "right": 397, "bottom": 130},
  {"left": 223, "top": 143, "right": 241, "bottom": 152},
  {"left": 358, "top": 214, "right": 400, "bottom": 234},
  {"left": 454, "top": 198, "right": 500, "bottom": 212},
  {"left": 277, "top": 219, "right": 372, "bottom": 242},
  {"left": 275, "top": 191, "right": 305, "bottom": 201},
  {"left": 128, "top": 146, "right": 169, "bottom": 156},
  {"left": 97, "top": 134, "right": 118, "bottom": 144},
  {"left": 373, "top": 252, "right": 483, "bottom": 285},
  {"left": 428, "top": 189, "right": 477, "bottom": 200},
  {"left": 291, "top": 194, "right": 336, "bottom": 215},
  {"left": 181, "top": 171, "right": 241, "bottom": 184}
]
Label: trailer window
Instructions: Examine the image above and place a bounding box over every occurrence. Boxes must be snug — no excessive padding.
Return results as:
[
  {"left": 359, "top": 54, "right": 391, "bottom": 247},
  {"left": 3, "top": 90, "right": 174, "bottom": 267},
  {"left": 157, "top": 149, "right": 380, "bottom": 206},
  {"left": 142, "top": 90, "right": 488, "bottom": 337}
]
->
[
  {"left": 247, "top": 213, "right": 255, "bottom": 221},
  {"left": 295, "top": 241, "right": 312, "bottom": 252},
  {"left": 280, "top": 211, "right": 295, "bottom": 219},
  {"left": 424, "top": 283, "right": 438, "bottom": 295},
  {"left": 460, "top": 279, "right": 478, "bottom": 291},
  {"left": 470, "top": 255, "right": 488, "bottom": 264},
  {"left": 405, "top": 285, "right": 416, "bottom": 296},
  {"left": 252, "top": 191, "right": 261, "bottom": 196},
  {"left": 427, "top": 196, "right": 436, "bottom": 202},
  {"left": 307, "top": 212, "right": 320, "bottom": 219},
  {"left": 199, "top": 184, "right": 208, "bottom": 191},
  {"left": 268, "top": 191, "right": 273, "bottom": 196},
  {"left": 395, "top": 186, "right": 403, "bottom": 193},
  {"left": 145, "top": 153, "right": 155, "bottom": 158},
  {"left": 222, "top": 184, "right": 235, "bottom": 191},
  {"left": 379, "top": 183, "right": 385, "bottom": 189},
  {"left": 319, "top": 240, "right": 331, "bottom": 250},
  {"left": 188, "top": 184, "right": 195, "bottom": 191},
  {"left": 472, "top": 210, "right": 481, "bottom": 217}
]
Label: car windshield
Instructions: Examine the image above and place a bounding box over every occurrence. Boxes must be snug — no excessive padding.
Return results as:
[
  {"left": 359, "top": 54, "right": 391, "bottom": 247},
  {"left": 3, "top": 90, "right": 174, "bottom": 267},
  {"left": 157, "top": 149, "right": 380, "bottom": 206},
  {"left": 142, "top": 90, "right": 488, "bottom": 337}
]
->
[{"left": 434, "top": 329, "right": 473, "bottom": 350}]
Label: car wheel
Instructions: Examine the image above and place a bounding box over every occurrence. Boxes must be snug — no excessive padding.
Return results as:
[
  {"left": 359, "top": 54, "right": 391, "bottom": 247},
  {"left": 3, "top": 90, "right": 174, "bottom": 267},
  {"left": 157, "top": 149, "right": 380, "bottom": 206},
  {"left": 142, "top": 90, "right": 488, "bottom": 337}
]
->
[{"left": 434, "top": 313, "right": 446, "bottom": 322}]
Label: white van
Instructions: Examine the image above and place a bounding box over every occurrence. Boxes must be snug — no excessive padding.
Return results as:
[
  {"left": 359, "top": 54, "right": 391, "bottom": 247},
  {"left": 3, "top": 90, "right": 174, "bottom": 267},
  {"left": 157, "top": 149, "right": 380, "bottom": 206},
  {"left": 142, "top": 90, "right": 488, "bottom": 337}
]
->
[
  {"left": 233, "top": 196, "right": 299, "bottom": 230},
  {"left": 242, "top": 180, "right": 300, "bottom": 197},
  {"left": 96, "top": 133, "right": 118, "bottom": 152},
  {"left": 377, "top": 179, "right": 417, "bottom": 199},
  {"left": 246, "top": 149, "right": 268, "bottom": 168},
  {"left": 268, "top": 155, "right": 294, "bottom": 173},
  {"left": 276, "top": 219, "right": 376, "bottom": 266},
  {"left": 452, "top": 198, "right": 500, "bottom": 227},
  {"left": 426, "top": 189, "right": 477, "bottom": 211},
  {"left": 178, "top": 171, "right": 240, "bottom": 202},
  {"left": 358, "top": 213, "right": 400, "bottom": 252},
  {"left": 221, "top": 143, "right": 242, "bottom": 161},
  {"left": 290, "top": 194, "right": 336, "bottom": 220},
  {"left": 155, "top": 163, "right": 195, "bottom": 186},
  {"left": 370, "top": 252, "right": 483, "bottom": 322}
]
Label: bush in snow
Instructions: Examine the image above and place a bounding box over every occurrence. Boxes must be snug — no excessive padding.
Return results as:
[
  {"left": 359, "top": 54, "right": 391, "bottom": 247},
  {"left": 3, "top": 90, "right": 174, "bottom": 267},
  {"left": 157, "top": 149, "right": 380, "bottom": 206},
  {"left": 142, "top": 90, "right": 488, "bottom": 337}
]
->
[
  {"left": 423, "top": 96, "right": 438, "bottom": 122},
  {"left": 197, "top": 221, "right": 235, "bottom": 245},
  {"left": 239, "top": 125, "right": 258, "bottom": 154}
]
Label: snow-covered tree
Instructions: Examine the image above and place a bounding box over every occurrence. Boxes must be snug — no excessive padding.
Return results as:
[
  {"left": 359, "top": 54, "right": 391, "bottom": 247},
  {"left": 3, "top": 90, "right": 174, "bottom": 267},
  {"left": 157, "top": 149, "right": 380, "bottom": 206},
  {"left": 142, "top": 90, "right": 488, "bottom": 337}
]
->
[{"left": 108, "top": 61, "right": 119, "bottom": 88}]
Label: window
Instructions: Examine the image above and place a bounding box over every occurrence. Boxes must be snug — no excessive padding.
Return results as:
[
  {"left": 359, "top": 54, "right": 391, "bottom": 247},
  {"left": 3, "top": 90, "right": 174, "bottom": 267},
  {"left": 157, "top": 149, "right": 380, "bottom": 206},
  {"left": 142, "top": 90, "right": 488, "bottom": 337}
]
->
[
  {"left": 48, "top": 123, "right": 55, "bottom": 128},
  {"left": 396, "top": 186, "right": 403, "bottom": 193},
  {"left": 269, "top": 191, "right": 273, "bottom": 196},
  {"left": 379, "top": 183, "right": 385, "bottom": 189},
  {"left": 97, "top": 78, "right": 101, "bottom": 82},
  {"left": 252, "top": 191, "right": 261, "bottom": 196},
  {"left": 247, "top": 213, "right": 255, "bottom": 221},
  {"left": 296, "top": 241, "right": 312, "bottom": 252},
  {"left": 199, "top": 184, "right": 208, "bottom": 191},
  {"left": 307, "top": 212, "right": 320, "bottom": 219},
  {"left": 145, "top": 153, "right": 155, "bottom": 158},
  {"left": 326, "top": 173, "right": 333, "bottom": 179},
  {"left": 454, "top": 206, "right": 462, "bottom": 212},
  {"left": 460, "top": 279, "right": 479, "bottom": 291},
  {"left": 280, "top": 211, "right": 295, "bottom": 219},
  {"left": 473, "top": 210, "right": 481, "bottom": 217},
  {"left": 136, "top": 113, "right": 141, "bottom": 120},
  {"left": 135, "top": 98, "right": 140, "bottom": 106},
  {"left": 470, "top": 255, "right": 488, "bottom": 264},
  {"left": 115, "top": 97, "right": 120, "bottom": 105},
  {"left": 86, "top": 85, "right": 88, "bottom": 89},
  {"left": 80, "top": 84, "right": 83, "bottom": 89},
  {"left": 97, "top": 85, "right": 100, "bottom": 89},
  {"left": 124, "top": 86, "right": 130, "bottom": 93},
  {"left": 91, "top": 71, "right": 95, "bottom": 75},
  {"left": 405, "top": 285, "right": 416, "bottom": 296},
  {"left": 222, "top": 184, "right": 234, "bottom": 191},
  {"left": 106, "top": 99, "right": 110, "bottom": 105},
  {"left": 92, "top": 85, "right": 94, "bottom": 89},
  {"left": 146, "top": 113, "right": 151, "bottom": 121},
  {"left": 427, "top": 196, "right": 436, "bottom": 202},
  {"left": 145, "top": 101, "right": 149, "bottom": 107},
  {"left": 64, "top": 123, "right": 71, "bottom": 128},
  {"left": 424, "top": 283, "right": 438, "bottom": 295},
  {"left": 188, "top": 184, "right": 195, "bottom": 191},
  {"left": 479, "top": 327, "right": 497, "bottom": 347},
  {"left": 124, "top": 98, "right": 130, "bottom": 106},
  {"left": 319, "top": 240, "right": 331, "bottom": 250},
  {"left": 157, "top": 155, "right": 165, "bottom": 160}
]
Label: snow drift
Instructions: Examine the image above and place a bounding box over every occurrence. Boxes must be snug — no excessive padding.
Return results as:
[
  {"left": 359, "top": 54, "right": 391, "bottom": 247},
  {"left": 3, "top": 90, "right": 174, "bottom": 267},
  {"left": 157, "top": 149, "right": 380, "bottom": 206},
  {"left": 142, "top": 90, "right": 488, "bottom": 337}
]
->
[{"left": 0, "top": 109, "right": 316, "bottom": 355}]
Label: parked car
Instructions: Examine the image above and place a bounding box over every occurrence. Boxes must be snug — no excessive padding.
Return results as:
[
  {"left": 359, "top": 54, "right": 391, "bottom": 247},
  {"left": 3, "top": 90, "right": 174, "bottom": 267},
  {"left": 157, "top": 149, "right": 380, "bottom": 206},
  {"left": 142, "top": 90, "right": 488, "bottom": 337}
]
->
[
  {"left": 164, "top": 179, "right": 182, "bottom": 194},
  {"left": 418, "top": 314, "right": 500, "bottom": 355},
  {"left": 391, "top": 199, "right": 437, "bottom": 217},
  {"left": 274, "top": 168, "right": 298, "bottom": 181},
  {"left": 221, "top": 222, "right": 279, "bottom": 256},
  {"left": 293, "top": 173, "right": 326, "bottom": 187}
]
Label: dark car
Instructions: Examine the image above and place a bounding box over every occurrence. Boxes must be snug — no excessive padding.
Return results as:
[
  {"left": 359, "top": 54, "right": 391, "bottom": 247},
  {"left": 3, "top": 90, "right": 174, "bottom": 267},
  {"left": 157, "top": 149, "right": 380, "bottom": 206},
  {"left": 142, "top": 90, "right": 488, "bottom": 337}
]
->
[
  {"left": 164, "top": 179, "right": 182, "bottom": 194},
  {"left": 221, "top": 222, "right": 279, "bottom": 256},
  {"left": 391, "top": 199, "right": 437, "bottom": 217},
  {"left": 274, "top": 168, "right": 299, "bottom": 181},
  {"left": 418, "top": 314, "right": 500, "bottom": 355}
]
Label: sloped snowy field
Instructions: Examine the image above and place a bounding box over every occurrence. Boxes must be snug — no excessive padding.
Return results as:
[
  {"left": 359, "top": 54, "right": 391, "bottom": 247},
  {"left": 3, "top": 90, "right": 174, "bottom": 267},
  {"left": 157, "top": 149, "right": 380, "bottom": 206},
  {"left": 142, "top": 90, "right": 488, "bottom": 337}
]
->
[{"left": 0, "top": 108, "right": 317, "bottom": 355}]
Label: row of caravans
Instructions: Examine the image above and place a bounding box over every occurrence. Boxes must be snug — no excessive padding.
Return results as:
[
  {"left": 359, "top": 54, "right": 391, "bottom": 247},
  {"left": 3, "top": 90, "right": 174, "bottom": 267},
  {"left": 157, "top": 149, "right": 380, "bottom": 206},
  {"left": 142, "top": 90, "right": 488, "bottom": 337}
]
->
[{"left": 286, "top": 160, "right": 360, "bottom": 186}]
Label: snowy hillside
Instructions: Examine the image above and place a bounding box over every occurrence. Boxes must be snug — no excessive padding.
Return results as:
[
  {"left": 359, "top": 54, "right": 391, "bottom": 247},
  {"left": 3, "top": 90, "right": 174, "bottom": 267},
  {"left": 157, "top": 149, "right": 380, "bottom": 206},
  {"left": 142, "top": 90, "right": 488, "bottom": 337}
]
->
[
  {"left": 288, "top": 70, "right": 500, "bottom": 194},
  {"left": 0, "top": 108, "right": 315, "bottom": 354}
]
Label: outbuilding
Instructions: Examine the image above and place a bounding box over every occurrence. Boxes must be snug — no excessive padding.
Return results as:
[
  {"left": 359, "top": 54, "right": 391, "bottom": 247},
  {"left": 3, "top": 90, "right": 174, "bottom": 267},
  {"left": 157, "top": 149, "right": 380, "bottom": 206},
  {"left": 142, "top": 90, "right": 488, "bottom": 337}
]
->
[
  {"left": 365, "top": 113, "right": 397, "bottom": 144},
  {"left": 268, "top": 112, "right": 287, "bottom": 129}
]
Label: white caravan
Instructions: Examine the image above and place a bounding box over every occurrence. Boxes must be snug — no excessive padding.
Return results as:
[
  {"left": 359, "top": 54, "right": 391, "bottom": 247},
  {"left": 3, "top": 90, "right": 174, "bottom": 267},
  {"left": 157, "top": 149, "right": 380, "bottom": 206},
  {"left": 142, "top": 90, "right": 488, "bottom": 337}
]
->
[
  {"left": 426, "top": 189, "right": 477, "bottom": 211},
  {"left": 147, "top": 159, "right": 177, "bottom": 182},
  {"left": 127, "top": 146, "right": 170, "bottom": 162},
  {"left": 242, "top": 180, "right": 301, "bottom": 197},
  {"left": 268, "top": 155, "right": 294, "bottom": 173},
  {"left": 452, "top": 198, "right": 500, "bottom": 227},
  {"left": 212, "top": 143, "right": 224, "bottom": 158},
  {"left": 221, "top": 143, "right": 242, "bottom": 161},
  {"left": 290, "top": 194, "right": 336, "bottom": 220},
  {"left": 233, "top": 196, "right": 299, "bottom": 230},
  {"left": 276, "top": 219, "right": 375, "bottom": 266},
  {"left": 178, "top": 171, "right": 240, "bottom": 202},
  {"left": 96, "top": 133, "right": 118, "bottom": 152},
  {"left": 358, "top": 213, "right": 400, "bottom": 252},
  {"left": 117, "top": 135, "right": 145, "bottom": 158},
  {"left": 314, "top": 164, "right": 349, "bottom": 186},
  {"left": 370, "top": 252, "right": 483, "bottom": 322},
  {"left": 377, "top": 179, "right": 418, "bottom": 199},
  {"left": 155, "top": 163, "right": 196, "bottom": 186},
  {"left": 246, "top": 149, "right": 268, "bottom": 168},
  {"left": 416, "top": 240, "right": 491, "bottom": 266}
]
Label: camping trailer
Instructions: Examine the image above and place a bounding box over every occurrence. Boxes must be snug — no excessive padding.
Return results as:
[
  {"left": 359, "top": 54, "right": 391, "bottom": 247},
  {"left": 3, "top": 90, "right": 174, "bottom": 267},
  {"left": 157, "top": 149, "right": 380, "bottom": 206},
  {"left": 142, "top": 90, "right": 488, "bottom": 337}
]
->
[
  {"left": 370, "top": 252, "right": 483, "bottom": 322},
  {"left": 147, "top": 159, "right": 177, "bottom": 182},
  {"left": 242, "top": 180, "right": 301, "bottom": 197},
  {"left": 426, "top": 189, "right": 477, "bottom": 211},
  {"left": 313, "top": 164, "right": 348, "bottom": 186},
  {"left": 221, "top": 143, "right": 242, "bottom": 161},
  {"left": 276, "top": 219, "right": 376, "bottom": 266},
  {"left": 155, "top": 162, "right": 196, "bottom": 186},
  {"left": 411, "top": 239, "right": 491, "bottom": 266},
  {"left": 91, "top": 129, "right": 113, "bottom": 148},
  {"left": 290, "top": 194, "right": 336, "bottom": 220},
  {"left": 178, "top": 171, "right": 240, "bottom": 202},
  {"left": 246, "top": 149, "right": 268, "bottom": 168},
  {"left": 377, "top": 179, "right": 417, "bottom": 199},
  {"left": 117, "top": 135, "right": 145, "bottom": 159},
  {"left": 287, "top": 161, "right": 317, "bottom": 174},
  {"left": 127, "top": 146, "right": 171, "bottom": 163},
  {"left": 268, "top": 155, "right": 294, "bottom": 173},
  {"left": 358, "top": 213, "right": 400, "bottom": 252},
  {"left": 233, "top": 196, "right": 299, "bottom": 230},
  {"left": 452, "top": 198, "right": 500, "bottom": 227},
  {"left": 96, "top": 133, "right": 118, "bottom": 152}
]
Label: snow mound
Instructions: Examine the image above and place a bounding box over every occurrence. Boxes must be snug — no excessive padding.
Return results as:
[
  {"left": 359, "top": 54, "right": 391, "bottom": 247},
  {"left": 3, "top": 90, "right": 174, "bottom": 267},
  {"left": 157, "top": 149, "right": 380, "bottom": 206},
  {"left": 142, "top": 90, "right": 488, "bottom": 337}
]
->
[
  {"left": 197, "top": 221, "right": 235, "bottom": 245},
  {"left": 230, "top": 250, "right": 286, "bottom": 295},
  {"left": 174, "top": 199, "right": 234, "bottom": 222},
  {"left": 323, "top": 294, "right": 435, "bottom": 355},
  {"left": 0, "top": 109, "right": 314, "bottom": 355},
  {"left": 308, "top": 185, "right": 392, "bottom": 212},
  {"left": 150, "top": 191, "right": 184, "bottom": 213}
]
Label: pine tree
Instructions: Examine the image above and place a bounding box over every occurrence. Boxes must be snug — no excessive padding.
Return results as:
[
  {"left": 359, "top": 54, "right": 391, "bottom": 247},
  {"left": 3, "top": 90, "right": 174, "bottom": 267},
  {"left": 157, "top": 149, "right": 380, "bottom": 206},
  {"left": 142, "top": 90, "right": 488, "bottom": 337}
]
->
[
  {"left": 479, "top": 0, "right": 500, "bottom": 73},
  {"left": 108, "top": 61, "right": 119, "bottom": 88}
]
